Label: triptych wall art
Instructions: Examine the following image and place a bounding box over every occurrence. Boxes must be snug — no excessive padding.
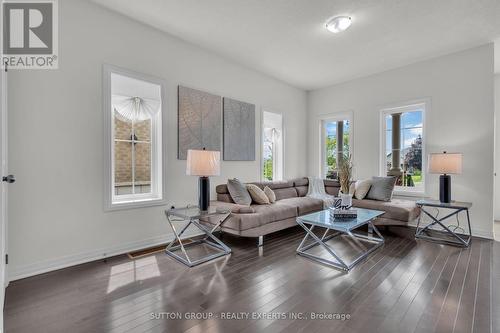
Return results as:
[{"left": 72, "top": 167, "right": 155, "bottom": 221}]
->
[
  {"left": 177, "top": 86, "right": 221, "bottom": 160},
  {"left": 223, "top": 97, "right": 255, "bottom": 161},
  {"left": 177, "top": 86, "right": 255, "bottom": 161}
]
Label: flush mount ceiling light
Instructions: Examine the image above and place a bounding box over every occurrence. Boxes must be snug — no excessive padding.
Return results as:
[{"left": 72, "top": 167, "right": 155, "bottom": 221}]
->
[{"left": 326, "top": 16, "right": 352, "bottom": 33}]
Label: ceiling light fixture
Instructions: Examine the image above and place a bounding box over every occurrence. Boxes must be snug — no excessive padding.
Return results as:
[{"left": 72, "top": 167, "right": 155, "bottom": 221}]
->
[{"left": 326, "top": 16, "right": 352, "bottom": 33}]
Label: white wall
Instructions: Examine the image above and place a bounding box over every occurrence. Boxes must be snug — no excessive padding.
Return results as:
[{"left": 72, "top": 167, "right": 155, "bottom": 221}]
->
[
  {"left": 307, "top": 44, "right": 495, "bottom": 239},
  {"left": 7, "top": 0, "right": 307, "bottom": 280}
]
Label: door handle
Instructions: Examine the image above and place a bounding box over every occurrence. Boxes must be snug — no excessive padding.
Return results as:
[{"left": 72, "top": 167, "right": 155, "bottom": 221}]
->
[{"left": 2, "top": 175, "right": 15, "bottom": 183}]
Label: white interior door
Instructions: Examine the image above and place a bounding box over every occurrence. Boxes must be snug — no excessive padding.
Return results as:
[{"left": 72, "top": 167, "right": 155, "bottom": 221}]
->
[
  {"left": 0, "top": 0, "right": 8, "bottom": 326},
  {"left": 0, "top": 63, "right": 5, "bottom": 333}
]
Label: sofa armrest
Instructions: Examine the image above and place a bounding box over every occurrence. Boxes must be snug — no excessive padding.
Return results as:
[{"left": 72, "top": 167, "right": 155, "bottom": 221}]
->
[
  {"left": 209, "top": 200, "right": 253, "bottom": 213},
  {"left": 200, "top": 201, "right": 255, "bottom": 227}
]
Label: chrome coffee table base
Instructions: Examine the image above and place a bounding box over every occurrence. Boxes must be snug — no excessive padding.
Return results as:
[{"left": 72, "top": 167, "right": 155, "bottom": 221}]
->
[
  {"left": 165, "top": 208, "right": 231, "bottom": 267},
  {"left": 296, "top": 219, "right": 384, "bottom": 272}
]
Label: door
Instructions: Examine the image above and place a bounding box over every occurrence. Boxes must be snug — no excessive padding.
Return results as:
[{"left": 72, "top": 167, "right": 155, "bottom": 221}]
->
[
  {"left": 0, "top": 67, "right": 4, "bottom": 332},
  {"left": 0, "top": 3, "right": 9, "bottom": 326}
]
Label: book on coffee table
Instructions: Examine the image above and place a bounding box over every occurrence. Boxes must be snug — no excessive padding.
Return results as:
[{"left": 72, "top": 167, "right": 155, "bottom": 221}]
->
[{"left": 329, "top": 208, "right": 358, "bottom": 220}]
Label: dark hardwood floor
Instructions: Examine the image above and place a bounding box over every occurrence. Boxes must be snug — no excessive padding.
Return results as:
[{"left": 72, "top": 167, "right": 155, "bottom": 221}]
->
[{"left": 4, "top": 226, "right": 499, "bottom": 333}]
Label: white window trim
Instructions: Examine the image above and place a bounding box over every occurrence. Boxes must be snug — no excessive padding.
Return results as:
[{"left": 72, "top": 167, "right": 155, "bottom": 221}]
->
[
  {"left": 103, "top": 64, "right": 167, "bottom": 211},
  {"left": 261, "top": 109, "right": 285, "bottom": 181},
  {"left": 318, "top": 111, "right": 354, "bottom": 179},
  {"left": 379, "top": 99, "right": 429, "bottom": 197}
]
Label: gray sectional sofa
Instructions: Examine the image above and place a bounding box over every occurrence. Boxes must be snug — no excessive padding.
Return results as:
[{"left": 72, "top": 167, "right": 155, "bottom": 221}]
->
[{"left": 201, "top": 177, "right": 420, "bottom": 239}]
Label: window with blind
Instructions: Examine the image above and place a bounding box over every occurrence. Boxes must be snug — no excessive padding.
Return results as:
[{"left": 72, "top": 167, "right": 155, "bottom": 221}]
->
[{"left": 104, "top": 66, "right": 165, "bottom": 210}]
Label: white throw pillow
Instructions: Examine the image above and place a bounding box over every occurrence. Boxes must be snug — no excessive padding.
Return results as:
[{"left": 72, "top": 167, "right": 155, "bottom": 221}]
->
[
  {"left": 349, "top": 182, "right": 356, "bottom": 195},
  {"left": 246, "top": 184, "right": 270, "bottom": 205},
  {"left": 354, "top": 179, "right": 372, "bottom": 200},
  {"left": 264, "top": 186, "right": 276, "bottom": 203}
]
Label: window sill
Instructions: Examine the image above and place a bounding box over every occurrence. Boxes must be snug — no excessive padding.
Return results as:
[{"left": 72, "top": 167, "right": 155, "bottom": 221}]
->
[{"left": 106, "top": 197, "right": 167, "bottom": 212}]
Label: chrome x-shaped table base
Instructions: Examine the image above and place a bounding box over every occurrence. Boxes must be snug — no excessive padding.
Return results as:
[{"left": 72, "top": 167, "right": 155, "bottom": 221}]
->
[
  {"left": 165, "top": 212, "right": 231, "bottom": 267},
  {"left": 415, "top": 206, "right": 471, "bottom": 247},
  {"left": 296, "top": 219, "right": 384, "bottom": 272}
]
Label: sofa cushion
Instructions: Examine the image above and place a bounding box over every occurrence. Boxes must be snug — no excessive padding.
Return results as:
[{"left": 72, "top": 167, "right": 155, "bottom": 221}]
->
[
  {"left": 324, "top": 179, "right": 341, "bottom": 187},
  {"left": 354, "top": 179, "right": 372, "bottom": 200},
  {"left": 277, "top": 197, "right": 324, "bottom": 216},
  {"left": 238, "top": 207, "right": 255, "bottom": 214},
  {"left": 325, "top": 186, "right": 340, "bottom": 196},
  {"left": 217, "top": 193, "right": 234, "bottom": 203},
  {"left": 204, "top": 200, "right": 249, "bottom": 213},
  {"left": 352, "top": 198, "right": 420, "bottom": 222},
  {"left": 249, "top": 180, "right": 293, "bottom": 190},
  {"left": 201, "top": 202, "right": 297, "bottom": 231},
  {"left": 264, "top": 186, "right": 276, "bottom": 203},
  {"left": 274, "top": 187, "right": 298, "bottom": 200},
  {"left": 263, "top": 181, "right": 294, "bottom": 190},
  {"left": 227, "top": 178, "right": 252, "bottom": 205},
  {"left": 349, "top": 182, "right": 356, "bottom": 195},
  {"left": 229, "top": 204, "right": 298, "bottom": 231},
  {"left": 366, "top": 176, "right": 396, "bottom": 201},
  {"left": 295, "top": 186, "right": 308, "bottom": 197},
  {"left": 292, "top": 177, "right": 309, "bottom": 187},
  {"left": 216, "top": 184, "right": 229, "bottom": 194},
  {"left": 247, "top": 184, "right": 270, "bottom": 204}
]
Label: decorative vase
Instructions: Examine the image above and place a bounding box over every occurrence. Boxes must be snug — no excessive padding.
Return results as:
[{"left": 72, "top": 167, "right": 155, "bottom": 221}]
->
[{"left": 339, "top": 192, "right": 353, "bottom": 208}]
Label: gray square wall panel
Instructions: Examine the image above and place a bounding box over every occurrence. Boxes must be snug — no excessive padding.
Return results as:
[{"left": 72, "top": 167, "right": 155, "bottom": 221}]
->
[
  {"left": 178, "top": 86, "right": 222, "bottom": 160},
  {"left": 223, "top": 97, "right": 255, "bottom": 161}
]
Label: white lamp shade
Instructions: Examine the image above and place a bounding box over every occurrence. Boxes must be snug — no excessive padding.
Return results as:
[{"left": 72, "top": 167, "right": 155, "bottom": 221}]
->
[
  {"left": 186, "top": 149, "right": 220, "bottom": 176},
  {"left": 428, "top": 153, "right": 462, "bottom": 174}
]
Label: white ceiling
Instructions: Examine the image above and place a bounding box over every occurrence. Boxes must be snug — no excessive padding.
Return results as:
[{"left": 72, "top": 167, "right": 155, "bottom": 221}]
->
[{"left": 92, "top": 0, "right": 500, "bottom": 90}]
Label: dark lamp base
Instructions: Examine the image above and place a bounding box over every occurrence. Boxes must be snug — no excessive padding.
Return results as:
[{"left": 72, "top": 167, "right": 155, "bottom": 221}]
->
[
  {"left": 439, "top": 174, "right": 451, "bottom": 203},
  {"left": 198, "top": 177, "right": 210, "bottom": 211}
]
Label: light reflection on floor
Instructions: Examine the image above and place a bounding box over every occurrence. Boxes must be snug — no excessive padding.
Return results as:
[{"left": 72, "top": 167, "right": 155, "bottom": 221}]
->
[
  {"left": 202, "top": 256, "right": 229, "bottom": 295},
  {"left": 107, "top": 255, "right": 161, "bottom": 293}
]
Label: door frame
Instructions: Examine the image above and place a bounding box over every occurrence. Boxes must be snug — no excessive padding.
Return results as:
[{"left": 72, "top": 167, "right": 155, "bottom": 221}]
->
[{"left": 0, "top": 1, "right": 9, "bottom": 330}]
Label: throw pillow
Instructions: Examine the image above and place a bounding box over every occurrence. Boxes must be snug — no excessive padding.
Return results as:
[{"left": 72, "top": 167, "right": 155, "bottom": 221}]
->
[
  {"left": 247, "top": 184, "right": 270, "bottom": 204},
  {"left": 227, "top": 178, "right": 252, "bottom": 206},
  {"left": 354, "top": 179, "right": 372, "bottom": 200},
  {"left": 349, "top": 182, "right": 356, "bottom": 195},
  {"left": 264, "top": 186, "right": 276, "bottom": 203},
  {"left": 365, "top": 176, "right": 396, "bottom": 201}
]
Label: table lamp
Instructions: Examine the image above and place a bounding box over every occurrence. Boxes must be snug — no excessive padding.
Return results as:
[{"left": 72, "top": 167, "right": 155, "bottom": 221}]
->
[
  {"left": 428, "top": 152, "right": 462, "bottom": 203},
  {"left": 186, "top": 148, "right": 221, "bottom": 211}
]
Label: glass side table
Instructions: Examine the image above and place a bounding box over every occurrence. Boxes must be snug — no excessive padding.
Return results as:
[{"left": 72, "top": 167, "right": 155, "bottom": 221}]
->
[
  {"left": 164, "top": 205, "right": 232, "bottom": 267},
  {"left": 415, "top": 199, "right": 472, "bottom": 247}
]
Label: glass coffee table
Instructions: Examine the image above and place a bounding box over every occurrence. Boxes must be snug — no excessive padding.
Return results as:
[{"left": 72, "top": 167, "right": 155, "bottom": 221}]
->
[
  {"left": 296, "top": 208, "right": 385, "bottom": 272},
  {"left": 165, "top": 206, "right": 232, "bottom": 267}
]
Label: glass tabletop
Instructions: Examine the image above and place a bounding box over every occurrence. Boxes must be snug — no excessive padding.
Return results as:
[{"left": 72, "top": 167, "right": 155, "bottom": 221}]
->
[
  {"left": 166, "top": 205, "right": 231, "bottom": 220},
  {"left": 297, "top": 208, "right": 385, "bottom": 232},
  {"left": 416, "top": 199, "right": 472, "bottom": 209}
]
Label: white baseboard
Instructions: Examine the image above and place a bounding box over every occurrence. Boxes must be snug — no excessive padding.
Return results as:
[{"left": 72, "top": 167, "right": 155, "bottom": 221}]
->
[{"left": 7, "top": 230, "right": 204, "bottom": 282}]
